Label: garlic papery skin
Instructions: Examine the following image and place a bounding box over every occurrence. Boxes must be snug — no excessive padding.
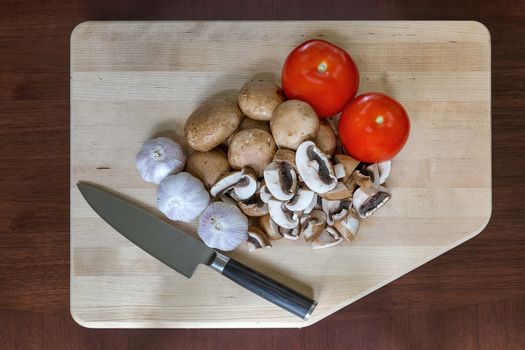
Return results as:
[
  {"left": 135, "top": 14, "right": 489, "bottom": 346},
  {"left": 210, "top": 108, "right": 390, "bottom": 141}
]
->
[
  {"left": 136, "top": 137, "right": 186, "bottom": 184},
  {"left": 157, "top": 172, "right": 209, "bottom": 222},
  {"left": 198, "top": 202, "right": 248, "bottom": 251}
]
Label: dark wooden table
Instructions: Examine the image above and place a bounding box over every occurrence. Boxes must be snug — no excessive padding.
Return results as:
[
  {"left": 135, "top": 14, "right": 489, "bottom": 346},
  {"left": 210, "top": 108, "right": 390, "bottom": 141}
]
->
[{"left": 1, "top": 1, "right": 524, "bottom": 349}]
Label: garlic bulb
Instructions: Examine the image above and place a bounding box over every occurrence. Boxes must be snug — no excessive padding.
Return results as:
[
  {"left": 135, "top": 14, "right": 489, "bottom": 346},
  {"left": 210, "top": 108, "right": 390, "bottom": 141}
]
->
[
  {"left": 198, "top": 202, "right": 248, "bottom": 251},
  {"left": 136, "top": 137, "right": 186, "bottom": 184},
  {"left": 157, "top": 172, "right": 209, "bottom": 222}
]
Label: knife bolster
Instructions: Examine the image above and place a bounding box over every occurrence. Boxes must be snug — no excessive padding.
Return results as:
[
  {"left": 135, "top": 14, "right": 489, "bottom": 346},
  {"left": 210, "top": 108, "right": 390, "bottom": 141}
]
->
[{"left": 209, "top": 252, "right": 230, "bottom": 273}]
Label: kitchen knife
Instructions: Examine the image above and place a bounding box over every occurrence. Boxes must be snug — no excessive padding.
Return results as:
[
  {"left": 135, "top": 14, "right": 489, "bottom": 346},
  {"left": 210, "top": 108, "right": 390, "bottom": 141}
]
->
[{"left": 77, "top": 183, "right": 317, "bottom": 320}]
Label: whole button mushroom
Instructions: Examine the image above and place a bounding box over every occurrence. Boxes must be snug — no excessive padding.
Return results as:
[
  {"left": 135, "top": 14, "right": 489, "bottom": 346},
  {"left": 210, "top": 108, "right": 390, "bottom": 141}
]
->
[
  {"left": 228, "top": 129, "right": 277, "bottom": 176},
  {"left": 238, "top": 80, "right": 285, "bottom": 121},
  {"left": 184, "top": 99, "right": 243, "bottom": 152},
  {"left": 185, "top": 149, "right": 231, "bottom": 190},
  {"left": 270, "top": 100, "right": 320, "bottom": 150}
]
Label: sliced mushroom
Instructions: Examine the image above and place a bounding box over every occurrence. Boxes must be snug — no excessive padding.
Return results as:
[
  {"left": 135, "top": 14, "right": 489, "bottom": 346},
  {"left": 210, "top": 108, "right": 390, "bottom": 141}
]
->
[
  {"left": 263, "top": 161, "right": 297, "bottom": 201},
  {"left": 320, "top": 182, "right": 354, "bottom": 201},
  {"left": 303, "top": 192, "right": 318, "bottom": 215},
  {"left": 268, "top": 198, "right": 299, "bottom": 229},
  {"left": 238, "top": 193, "right": 269, "bottom": 217},
  {"left": 229, "top": 168, "right": 258, "bottom": 201},
  {"left": 333, "top": 208, "right": 360, "bottom": 242},
  {"left": 218, "top": 194, "right": 238, "bottom": 206},
  {"left": 352, "top": 185, "right": 391, "bottom": 218},
  {"left": 322, "top": 198, "right": 351, "bottom": 226},
  {"left": 209, "top": 168, "right": 257, "bottom": 200},
  {"left": 184, "top": 99, "right": 243, "bottom": 152},
  {"left": 301, "top": 210, "right": 327, "bottom": 242},
  {"left": 273, "top": 148, "right": 297, "bottom": 170},
  {"left": 228, "top": 129, "right": 277, "bottom": 176},
  {"left": 313, "top": 122, "right": 337, "bottom": 157},
  {"left": 270, "top": 100, "right": 320, "bottom": 150},
  {"left": 365, "top": 161, "right": 392, "bottom": 186},
  {"left": 311, "top": 226, "right": 343, "bottom": 249},
  {"left": 333, "top": 154, "right": 360, "bottom": 182},
  {"left": 259, "top": 184, "right": 273, "bottom": 204},
  {"left": 346, "top": 171, "right": 374, "bottom": 190},
  {"left": 247, "top": 227, "right": 272, "bottom": 251},
  {"left": 259, "top": 214, "right": 282, "bottom": 240},
  {"left": 285, "top": 188, "right": 315, "bottom": 212},
  {"left": 334, "top": 163, "right": 346, "bottom": 179},
  {"left": 295, "top": 141, "right": 337, "bottom": 194},
  {"left": 209, "top": 171, "right": 243, "bottom": 197},
  {"left": 279, "top": 225, "right": 302, "bottom": 240}
]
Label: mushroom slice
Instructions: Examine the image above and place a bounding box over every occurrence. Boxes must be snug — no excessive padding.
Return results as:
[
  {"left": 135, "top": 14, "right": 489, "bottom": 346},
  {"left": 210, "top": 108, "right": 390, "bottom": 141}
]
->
[
  {"left": 296, "top": 141, "right": 337, "bottom": 194},
  {"left": 347, "top": 171, "right": 375, "bottom": 190},
  {"left": 320, "top": 182, "right": 354, "bottom": 201},
  {"left": 279, "top": 224, "right": 302, "bottom": 240},
  {"left": 259, "top": 214, "right": 282, "bottom": 240},
  {"left": 238, "top": 193, "right": 269, "bottom": 217},
  {"left": 311, "top": 226, "right": 343, "bottom": 249},
  {"left": 273, "top": 148, "right": 297, "bottom": 170},
  {"left": 333, "top": 154, "right": 360, "bottom": 182},
  {"left": 230, "top": 168, "right": 258, "bottom": 201},
  {"left": 303, "top": 192, "right": 318, "bottom": 215},
  {"left": 247, "top": 227, "right": 272, "bottom": 251},
  {"left": 285, "top": 188, "right": 315, "bottom": 212},
  {"left": 301, "top": 210, "right": 327, "bottom": 242},
  {"left": 333, "top": 208, "right": 360, "bottom": 242},
  {"left": 322, "top": 198, "right": 351, "bottom": 226},
  {"left": 263, "top": 161, "right": 297, "bottom": 201},
  {"left": 352, "top": 185, "right": 391, "bottom": 218},
  {"left": 334, "top": 163, "right": 346, "bottom": 179},
  {"left": 209, "top": 171, "right": 243, "bottom": 197},
  {"left": 366, "top": 161, "right": 392, "bottom": 186},
  {"left": 268, "top": 199, "right": 299, "bottom": 229},
  {"left": 259, "top": 184, "right": 273, "bottom": 204}
]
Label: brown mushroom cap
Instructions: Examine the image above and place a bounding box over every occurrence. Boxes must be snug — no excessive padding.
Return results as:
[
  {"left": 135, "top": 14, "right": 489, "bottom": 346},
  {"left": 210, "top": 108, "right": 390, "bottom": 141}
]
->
[
  {"left": 238, "top": 80, "right": 285, "bottom": 121},
  {"left": 237, "top": 117, "right": 271, "bottom": 133},
  {"left": 185, "top": 149, "right": 231, "bottom": 189},
  {"left": 270, "top": 100, "right": 320, "bottom": 150},
  {"left": 313, "top": 122, "right": 337, "bottom": 157},
  {"left": 228, "top": 129, "right": 277, "bottom": 176},
  {"left": 184, "top": 99, "right": 243, "bottom": 152}
]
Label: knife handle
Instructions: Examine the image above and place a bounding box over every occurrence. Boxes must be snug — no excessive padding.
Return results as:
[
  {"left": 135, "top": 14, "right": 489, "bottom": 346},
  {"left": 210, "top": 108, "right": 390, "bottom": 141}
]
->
[{"left": 209, "top": 252, "right": 317, "bottom": 320}]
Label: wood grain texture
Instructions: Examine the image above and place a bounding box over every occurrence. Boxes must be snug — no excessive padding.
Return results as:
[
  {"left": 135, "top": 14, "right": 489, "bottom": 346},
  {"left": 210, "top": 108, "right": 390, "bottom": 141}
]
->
[
  {"left": 1, "top": 0, "right": 524, "bottom": 348},
  {"left": 70, "top": 21, "right": 491, "bottom": 328}
]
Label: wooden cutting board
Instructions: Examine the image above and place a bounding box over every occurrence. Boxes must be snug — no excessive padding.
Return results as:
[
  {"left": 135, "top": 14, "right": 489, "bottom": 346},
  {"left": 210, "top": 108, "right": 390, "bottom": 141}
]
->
[{"left": 70, "top": 21, "right": 491, "bottom": 328}]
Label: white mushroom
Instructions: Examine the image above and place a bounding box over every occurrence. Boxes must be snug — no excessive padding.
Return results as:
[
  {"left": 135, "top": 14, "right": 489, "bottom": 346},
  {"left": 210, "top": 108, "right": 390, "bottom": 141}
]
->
[
  {"left": 228, "top": 129, "right": 277, "bottom": 176},
  {"left": 352, "top": 185, "right": 391, "bottom": 218},
  {"left": 284, "top": 188, "right": 315, "bottom": 212},
  {"left": 295, "top": 141, "right": 338, "bottom": 194},
  {"left": 270, "top": 100, "right": 319, "bottom": 150},
  {"left": 333, "top": 208, "right": 360, "bottom": 242},
  {"left": 311, "top": 227, "right": 343, "bottom": 249},
  {"left": 268, "top": 198, "right": 299, "bottom": 229},
  {"left": 313, "top": 122, "right": 337, "bottom": 157},
  {"left": 238, "top": 80, "right": 285, "bottom": 121},
  {"left": 303, "top": 192, "right": 318, "bottom": 215},
  {"left": 259, "top": 184, "right": 273, "bottom": 204},
  {"left": 263, "top": 161, "right": 297, "bottom": 201},
  {"left": 279, "top": 225, "right": 302, "bottom": 240}
]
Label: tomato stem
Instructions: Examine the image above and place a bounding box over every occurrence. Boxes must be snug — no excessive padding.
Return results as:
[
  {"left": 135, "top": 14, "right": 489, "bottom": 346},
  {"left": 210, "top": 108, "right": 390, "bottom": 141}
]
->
[
  {"left": 317, "top": 62, "right": 328, "bottom": 73},
  {"left": 375, "top": 115, "right": 384, "bottom": 125}
]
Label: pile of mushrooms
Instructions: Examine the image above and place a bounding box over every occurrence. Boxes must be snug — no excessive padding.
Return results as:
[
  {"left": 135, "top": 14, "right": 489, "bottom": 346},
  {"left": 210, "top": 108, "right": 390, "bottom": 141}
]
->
[{"left": 183, "top": 79, "right": 392, "bottom": 251}]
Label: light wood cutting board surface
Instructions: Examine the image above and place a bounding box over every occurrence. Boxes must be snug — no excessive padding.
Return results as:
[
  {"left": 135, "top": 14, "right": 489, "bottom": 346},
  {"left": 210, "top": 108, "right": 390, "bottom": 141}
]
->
[{"left": 70, "top": 21, "right": 491, "bottom": 328}]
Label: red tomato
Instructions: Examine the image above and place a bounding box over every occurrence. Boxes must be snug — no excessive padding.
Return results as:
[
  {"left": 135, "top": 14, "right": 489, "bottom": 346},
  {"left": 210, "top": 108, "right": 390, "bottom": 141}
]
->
[
  {"left": 281, "top": 39, "right": 359, "bottom": 118},
  {"left": 338, "top": 93, "right": 410, "bottom": 162}
]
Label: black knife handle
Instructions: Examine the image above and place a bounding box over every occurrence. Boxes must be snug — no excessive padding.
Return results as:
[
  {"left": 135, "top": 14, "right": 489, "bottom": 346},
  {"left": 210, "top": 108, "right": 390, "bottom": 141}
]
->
[{"left": 209, "top": 252, "right": 317, "bottom": 320}]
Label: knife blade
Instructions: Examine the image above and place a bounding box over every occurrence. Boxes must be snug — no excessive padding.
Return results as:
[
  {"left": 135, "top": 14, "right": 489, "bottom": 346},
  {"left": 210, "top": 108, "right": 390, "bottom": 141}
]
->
[{"left": 77, "top": 182, "right": 317, "bottom": 320}]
